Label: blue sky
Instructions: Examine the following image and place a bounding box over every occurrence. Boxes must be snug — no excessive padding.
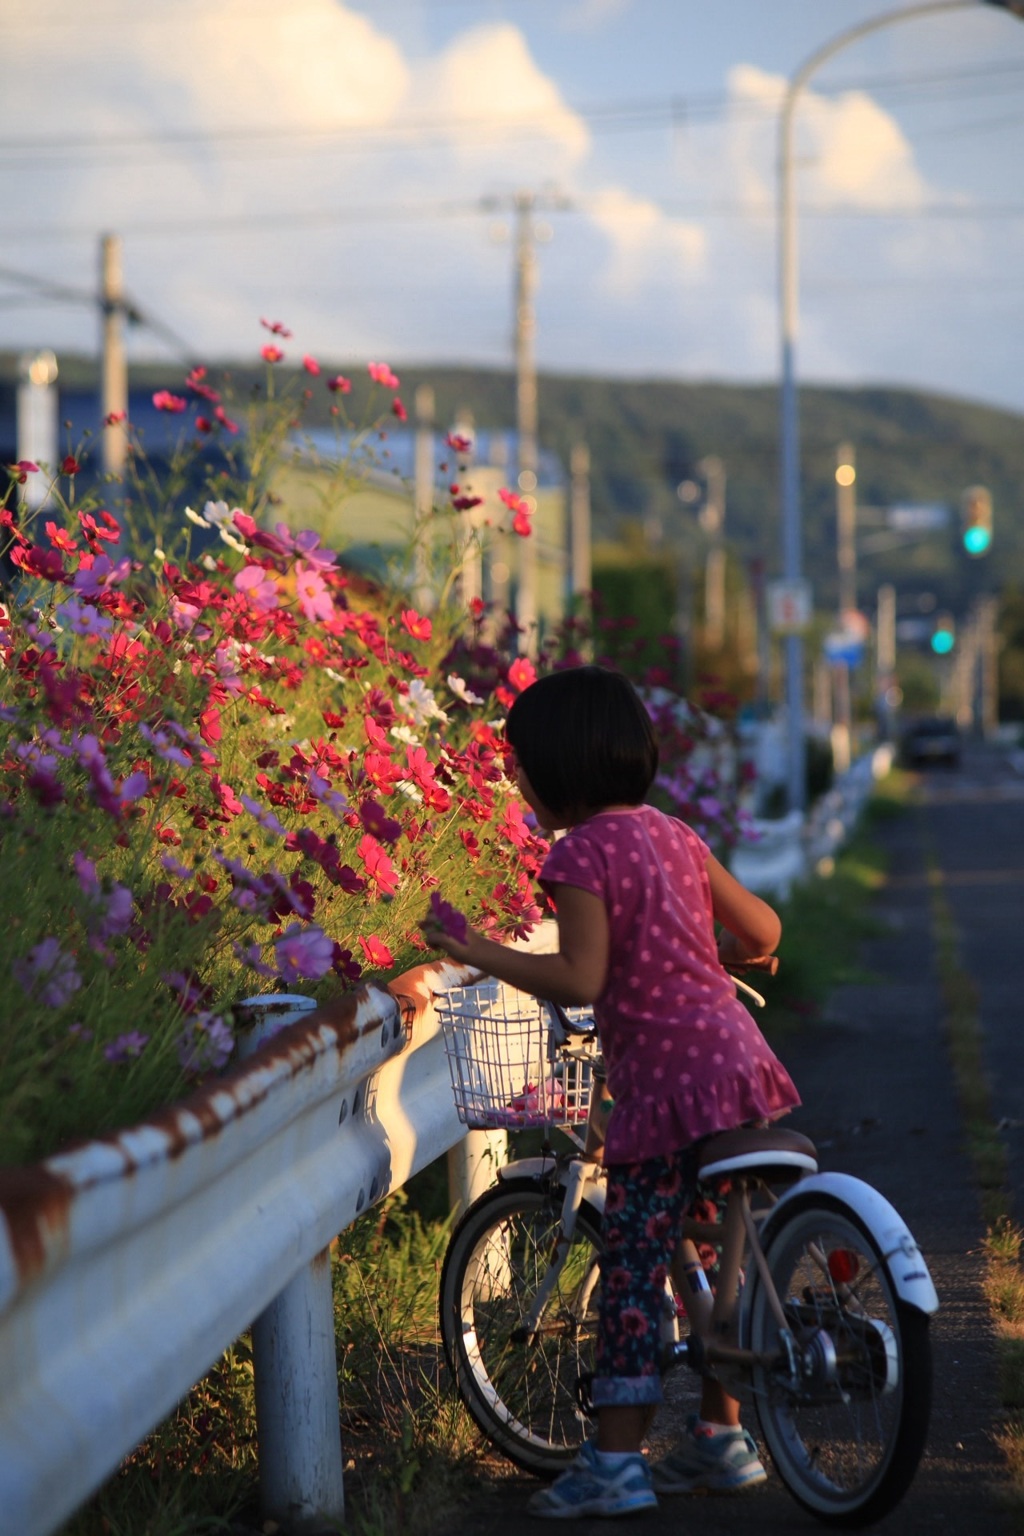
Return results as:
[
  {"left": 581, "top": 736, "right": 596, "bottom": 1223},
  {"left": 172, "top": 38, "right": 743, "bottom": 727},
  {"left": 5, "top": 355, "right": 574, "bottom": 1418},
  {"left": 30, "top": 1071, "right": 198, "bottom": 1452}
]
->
[{"left": 3, "top": 0, "right": 1024, "bottom": 414}]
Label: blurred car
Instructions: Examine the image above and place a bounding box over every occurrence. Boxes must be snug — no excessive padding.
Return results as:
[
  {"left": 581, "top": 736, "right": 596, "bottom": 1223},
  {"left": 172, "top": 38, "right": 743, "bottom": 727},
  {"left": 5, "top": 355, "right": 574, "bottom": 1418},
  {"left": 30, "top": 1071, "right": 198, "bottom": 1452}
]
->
[{"left": 900, "top": 715, "right": 961, "bottom": 768}]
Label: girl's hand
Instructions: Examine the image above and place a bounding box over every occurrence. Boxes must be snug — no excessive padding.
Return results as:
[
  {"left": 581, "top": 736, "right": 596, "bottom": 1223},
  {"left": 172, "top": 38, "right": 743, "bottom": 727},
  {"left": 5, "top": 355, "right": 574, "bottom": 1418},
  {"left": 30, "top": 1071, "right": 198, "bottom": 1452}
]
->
[{"left": 420, "top": 893, "right": 476, "bottom": 963}]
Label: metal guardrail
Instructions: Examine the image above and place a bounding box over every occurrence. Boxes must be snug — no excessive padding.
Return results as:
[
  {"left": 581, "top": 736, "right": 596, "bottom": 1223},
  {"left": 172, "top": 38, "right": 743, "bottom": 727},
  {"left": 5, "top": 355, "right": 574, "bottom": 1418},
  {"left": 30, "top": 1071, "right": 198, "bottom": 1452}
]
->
[
  {"left": 0, "top": 958, "right": 475, "bottom": 1536},
  {"left": 731, "top": 745, "right": 894, "bottom": 898}
]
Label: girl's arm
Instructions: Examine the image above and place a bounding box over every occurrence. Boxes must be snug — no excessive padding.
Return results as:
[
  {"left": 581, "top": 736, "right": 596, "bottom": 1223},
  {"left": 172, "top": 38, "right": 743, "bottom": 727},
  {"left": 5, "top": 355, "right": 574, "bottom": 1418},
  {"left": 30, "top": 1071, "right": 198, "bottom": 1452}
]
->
[
  {"left": 421, "top": 883, "right": 609, "bottom": 1006},
  {"left": 705, "top": 853, "right": 781, "bottom": 964}
]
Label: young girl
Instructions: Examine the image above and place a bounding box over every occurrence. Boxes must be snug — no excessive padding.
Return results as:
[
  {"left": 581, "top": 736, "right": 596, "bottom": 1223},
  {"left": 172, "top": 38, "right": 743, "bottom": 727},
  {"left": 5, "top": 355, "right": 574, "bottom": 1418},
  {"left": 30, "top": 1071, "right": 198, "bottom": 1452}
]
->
[{"left": 422, "top": 664, "right": 800, "bottom": 1519}]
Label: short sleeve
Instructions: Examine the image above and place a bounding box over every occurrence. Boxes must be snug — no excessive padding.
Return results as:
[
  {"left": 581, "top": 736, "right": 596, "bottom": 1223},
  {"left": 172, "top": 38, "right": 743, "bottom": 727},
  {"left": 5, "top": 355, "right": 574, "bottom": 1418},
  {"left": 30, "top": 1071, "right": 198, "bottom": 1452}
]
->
[{"left": 540, "top": 827, "right": 606, "bottom": 903}]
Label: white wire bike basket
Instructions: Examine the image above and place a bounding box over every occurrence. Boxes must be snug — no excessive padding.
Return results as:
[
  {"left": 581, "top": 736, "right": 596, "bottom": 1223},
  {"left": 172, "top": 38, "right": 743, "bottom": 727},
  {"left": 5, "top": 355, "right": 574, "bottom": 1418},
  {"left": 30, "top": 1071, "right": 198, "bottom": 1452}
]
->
[{"left": 435, "top": 979, "right": 597, "bottom": 1131}]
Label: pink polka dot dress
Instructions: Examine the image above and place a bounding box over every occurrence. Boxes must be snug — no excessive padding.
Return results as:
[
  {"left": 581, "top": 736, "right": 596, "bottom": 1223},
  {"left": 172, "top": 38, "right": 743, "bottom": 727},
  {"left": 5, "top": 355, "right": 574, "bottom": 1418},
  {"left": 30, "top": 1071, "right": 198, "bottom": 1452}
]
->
[{"left": 540, "top": 805, "right": 800, "bottom": 1165}]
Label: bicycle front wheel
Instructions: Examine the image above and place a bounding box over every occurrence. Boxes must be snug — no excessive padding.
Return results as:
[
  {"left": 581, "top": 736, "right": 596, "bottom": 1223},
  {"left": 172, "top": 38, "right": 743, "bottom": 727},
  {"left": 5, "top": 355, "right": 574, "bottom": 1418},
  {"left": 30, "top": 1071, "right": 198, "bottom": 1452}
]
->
[
  {"left": 748, "top": 1194, "right": 932, "bottom": 1527},
  {"left": 439, "top": 1177, "right": 603, "bottom": 1476}
]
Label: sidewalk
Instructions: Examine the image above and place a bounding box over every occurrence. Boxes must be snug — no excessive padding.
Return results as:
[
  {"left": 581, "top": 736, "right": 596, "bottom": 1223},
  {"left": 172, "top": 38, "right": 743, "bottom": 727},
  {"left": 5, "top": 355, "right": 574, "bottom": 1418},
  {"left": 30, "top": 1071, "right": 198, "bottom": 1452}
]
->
[{"left": 456, "top": 790, "right": 1016, "bottom": 1535}]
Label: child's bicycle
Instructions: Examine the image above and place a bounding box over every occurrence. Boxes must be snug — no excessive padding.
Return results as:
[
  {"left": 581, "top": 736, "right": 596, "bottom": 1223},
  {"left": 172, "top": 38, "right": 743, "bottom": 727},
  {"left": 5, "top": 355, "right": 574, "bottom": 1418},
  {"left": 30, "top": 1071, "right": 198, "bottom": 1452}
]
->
[{"left": 434, "top": 973, "right": 938, "bottom": 1528}]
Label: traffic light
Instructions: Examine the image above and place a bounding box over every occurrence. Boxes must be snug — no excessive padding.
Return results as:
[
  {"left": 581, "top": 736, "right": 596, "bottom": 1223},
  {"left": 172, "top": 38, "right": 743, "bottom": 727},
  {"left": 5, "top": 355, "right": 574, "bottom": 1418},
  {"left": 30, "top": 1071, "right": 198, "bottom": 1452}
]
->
[
  {"left": 960, "top": 485, "right": 992, "bottom": 556},
  {"left": 931, "top": 613, "right": 955, "bottom": 655}
]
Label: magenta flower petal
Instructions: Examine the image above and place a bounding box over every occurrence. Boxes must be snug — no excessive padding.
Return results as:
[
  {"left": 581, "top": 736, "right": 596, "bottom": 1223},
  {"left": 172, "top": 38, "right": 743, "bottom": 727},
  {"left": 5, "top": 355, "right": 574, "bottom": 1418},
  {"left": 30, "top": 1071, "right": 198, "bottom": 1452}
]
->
[{"left": 429, "top": 891, "right": 469, "bottom": 945}]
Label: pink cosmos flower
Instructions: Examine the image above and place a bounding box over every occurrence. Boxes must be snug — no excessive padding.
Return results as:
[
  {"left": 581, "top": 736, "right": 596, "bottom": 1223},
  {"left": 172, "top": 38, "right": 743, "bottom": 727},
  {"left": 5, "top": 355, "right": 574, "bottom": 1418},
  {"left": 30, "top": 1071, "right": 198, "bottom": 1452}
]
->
[
  {"left": 359, "top": 798, "right": 402, "bottom": 844},
  {"left": 428, "top": 891, "right": 469, "bottom": 946},
  {"left": 400, "top": 608, "right": 431, "bottom": 642},
  {"left": 13, "top": 937, "right": 82, "bottom": 1009},
  {"left": 392, "top": 397, "right": 407, "bottom": 422},
  {"left": 261, "top": 345, "right": 285, "bottom": 364},
  {"left": 57, "top": 597, "right": 114, "bottom": 639},
  {"left": 358, "top": 934, "right": 395, "bottom": 969},
  {"left": 295, "top": 562, "right": 334, "bottom": 623},
  {"left": 303, "top": 355, "right": 320, "bottom": 376},
  {"left": 104, "top": 1030, "right": 149, "bottom": 1064},
  {"left": 72, "top": 554, "right": 131, "bottom": 597},
  {"left": 368, "top": 361, "right": 399, "bottom": 389},
  {"left": 327, "top": 375, "right": 352, "bottom": 394},
  {"left": 507, "top": 657, "right": 536, "bottom": 694},
  {"left": 260, "top": 317, "right": 292, "bottom": 337},
  {"left": 275, "top": 923, "right": 335, "bottom": 984},
  {"left": 178, "top": 1011, "right": 234, "bottom": 1074},
  {"left": 234, "top": 564, "right": 280, "bottom": 612},
  {"left": 153, "top": 390, "right": 187, "bottom": 413}
]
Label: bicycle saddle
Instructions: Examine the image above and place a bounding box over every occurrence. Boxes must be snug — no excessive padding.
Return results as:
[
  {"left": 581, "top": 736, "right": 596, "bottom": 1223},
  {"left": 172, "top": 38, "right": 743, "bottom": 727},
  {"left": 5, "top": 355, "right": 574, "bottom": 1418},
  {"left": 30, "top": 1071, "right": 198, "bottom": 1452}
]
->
[{"left": 698, "top": 1125, "right": 818, "bottom": 1182}]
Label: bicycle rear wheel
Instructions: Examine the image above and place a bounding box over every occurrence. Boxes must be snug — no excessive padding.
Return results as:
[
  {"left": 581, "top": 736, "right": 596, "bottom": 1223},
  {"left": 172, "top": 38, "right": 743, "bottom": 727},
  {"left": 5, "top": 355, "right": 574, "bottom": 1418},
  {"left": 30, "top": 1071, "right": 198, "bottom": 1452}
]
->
[
  {"left": 439, "top": 1177, "right": 603, "bottom": 1476},
  {"left": 748, "top": 1194, "right": 932, "bottom": 1527}
]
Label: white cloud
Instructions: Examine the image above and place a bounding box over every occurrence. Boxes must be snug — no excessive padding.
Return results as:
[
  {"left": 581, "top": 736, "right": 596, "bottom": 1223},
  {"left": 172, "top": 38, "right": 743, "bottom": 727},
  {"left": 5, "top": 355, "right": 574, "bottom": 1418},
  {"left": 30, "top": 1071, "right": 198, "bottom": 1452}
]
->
[
  {"left": 586, "top": 187, "right": 706, "bottom": 297},
  {"left": 726, "top": 63, "right": 927, "bottom": 210},
  {"left": 407, "top": 22, "right": 591, "bottom": 175}
]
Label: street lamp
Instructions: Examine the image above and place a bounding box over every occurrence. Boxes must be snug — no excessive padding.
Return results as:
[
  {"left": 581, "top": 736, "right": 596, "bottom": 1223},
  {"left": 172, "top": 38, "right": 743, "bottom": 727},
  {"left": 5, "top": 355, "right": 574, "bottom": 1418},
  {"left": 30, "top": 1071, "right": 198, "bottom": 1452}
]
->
[{"left": 777, "top": 0, "right": 1023, "bottom": 813}]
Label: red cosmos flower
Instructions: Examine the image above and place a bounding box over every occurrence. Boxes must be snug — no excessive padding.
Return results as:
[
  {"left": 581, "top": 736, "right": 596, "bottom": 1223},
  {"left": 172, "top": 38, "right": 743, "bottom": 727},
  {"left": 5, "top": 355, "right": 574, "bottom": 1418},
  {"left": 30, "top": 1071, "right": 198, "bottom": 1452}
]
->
[
  {"left": 460, "top": 828, "right": 481, "bottom": 859},
  {"left": 261, "top": 345, "right": 285, "bottom": 364},
  {"left": 214, "top": 406, "right": 239, "bottom": 433},
  {"left": 260, "top": 317, "right": 293, "bottom": 337},
  {"left": 358, "top": 934, "right": 394, "bottom": 969},
  {"left": 198, "top": 706, "right": 222, "bottom": 746},
  {"left": 452, "top": 494, "right": 483, "bottom": 513},
  {"left": 392, "top": 397, "right": 408, "bottom": 422},
  {"left": 196, "top": 417, "right": 213, "bottom": 434},
  {"left": 498, "top": 798, "right": 533, "bottom": 850},
  {"left": 61, "top": 455, "right": 80, "bottom": 476},
  {"left": 357, "top": 834, "right": 400, "bottom": 897},
  {"left": 507, "top": 657, "right": 536, "bottom": 694},
  {"left": 446, "top": 432, "right": 472, "bottom": 453},
  {"left": 327, "top": 375, "right": 352, "bottom": 394},
  {"left": 45, "top": 522, "right": 77, "bottom": 553},
  {"left": 153, "top": 390, "right": 187, "bottom": 413},
  {"left": 185, "top": 366, "right": 219, "bottom": 399},
  {"left": 499, "top": 486, "right": 533, "bottom": 537},
  {"left": 10, "top": 544, "right": 66, "bottom": 582},
  {"left": 367, "top": 361, "right": 399, "bottom": 389},
  {"left": 104, "top": 410, "right": 127, "bottom": 426},
  {"left": 400, "top": 608, "right": 431, "bottom": 642}
]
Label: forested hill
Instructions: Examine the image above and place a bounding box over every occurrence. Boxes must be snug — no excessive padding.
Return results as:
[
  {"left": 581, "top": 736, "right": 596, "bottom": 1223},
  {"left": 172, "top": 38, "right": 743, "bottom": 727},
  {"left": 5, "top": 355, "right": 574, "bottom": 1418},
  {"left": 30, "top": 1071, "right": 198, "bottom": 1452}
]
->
[{"left": 3, "top": 353, "right": 1021, "bottom": 615}]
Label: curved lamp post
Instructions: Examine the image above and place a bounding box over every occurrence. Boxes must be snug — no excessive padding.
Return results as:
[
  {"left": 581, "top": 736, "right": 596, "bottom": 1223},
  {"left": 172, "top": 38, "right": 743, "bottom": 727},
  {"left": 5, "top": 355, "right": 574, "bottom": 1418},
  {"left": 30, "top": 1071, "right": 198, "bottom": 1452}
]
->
[{"left": 778, "top": 0, "right": 1023, "bottom": 812}]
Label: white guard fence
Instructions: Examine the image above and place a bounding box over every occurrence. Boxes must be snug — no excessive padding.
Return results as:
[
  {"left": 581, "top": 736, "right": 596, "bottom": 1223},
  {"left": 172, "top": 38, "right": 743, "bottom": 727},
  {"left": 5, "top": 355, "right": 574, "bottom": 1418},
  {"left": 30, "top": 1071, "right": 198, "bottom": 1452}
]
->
[{"left": 0, "top": 956, "right": 483, "bottom": 1536}]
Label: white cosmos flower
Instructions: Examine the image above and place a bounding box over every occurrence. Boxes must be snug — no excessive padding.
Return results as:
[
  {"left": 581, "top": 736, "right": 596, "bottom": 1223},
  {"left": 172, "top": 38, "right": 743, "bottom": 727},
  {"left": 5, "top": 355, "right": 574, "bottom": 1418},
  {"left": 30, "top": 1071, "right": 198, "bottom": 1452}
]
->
[{"left": 447, "top": 672, "right": 483, "bottom": 706}]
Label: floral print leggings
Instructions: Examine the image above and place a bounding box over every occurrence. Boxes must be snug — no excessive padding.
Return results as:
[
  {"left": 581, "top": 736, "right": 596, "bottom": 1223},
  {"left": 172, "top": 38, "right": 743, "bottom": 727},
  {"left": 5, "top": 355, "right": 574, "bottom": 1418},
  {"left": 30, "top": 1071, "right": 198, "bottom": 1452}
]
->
[{"left": 591, "top": 1145, "right": 705, "bottom": 1408}]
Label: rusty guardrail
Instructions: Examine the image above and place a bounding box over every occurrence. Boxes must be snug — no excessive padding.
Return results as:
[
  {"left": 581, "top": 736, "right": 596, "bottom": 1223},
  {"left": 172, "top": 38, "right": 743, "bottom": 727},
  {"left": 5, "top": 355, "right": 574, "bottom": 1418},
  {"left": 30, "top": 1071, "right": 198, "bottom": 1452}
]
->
[{"left": 0, "top": 957, "right": 474, "bottom": 1536}]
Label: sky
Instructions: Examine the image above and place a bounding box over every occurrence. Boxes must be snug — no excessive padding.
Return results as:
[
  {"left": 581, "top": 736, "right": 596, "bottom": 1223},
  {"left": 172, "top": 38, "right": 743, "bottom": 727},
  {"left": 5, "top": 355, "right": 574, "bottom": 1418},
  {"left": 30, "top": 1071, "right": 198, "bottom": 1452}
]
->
[{"left": 3, "top": 0, "right": 1024, "bottom": 416}]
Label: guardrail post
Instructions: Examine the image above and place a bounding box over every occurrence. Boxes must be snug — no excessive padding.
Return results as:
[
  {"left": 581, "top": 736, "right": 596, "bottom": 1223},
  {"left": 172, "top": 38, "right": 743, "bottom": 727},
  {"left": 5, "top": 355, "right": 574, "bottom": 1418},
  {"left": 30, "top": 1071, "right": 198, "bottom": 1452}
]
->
[
  {"left": 252, "top": 1248, "right": 346, "bottom": 1532},
  {"left": 447, "top": 1129, "right": 507, "bottom": 1214},
  {"left": 237, "top": 995, "right": 346, "bottom": 1532}
]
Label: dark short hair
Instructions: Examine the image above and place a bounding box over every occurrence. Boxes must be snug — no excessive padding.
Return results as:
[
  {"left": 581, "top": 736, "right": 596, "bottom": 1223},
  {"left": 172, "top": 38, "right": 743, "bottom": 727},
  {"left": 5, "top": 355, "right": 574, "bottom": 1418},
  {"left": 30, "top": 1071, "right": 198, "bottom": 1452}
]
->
[{"left": 505, "top": 665, "right": 658, "bottom": 820}]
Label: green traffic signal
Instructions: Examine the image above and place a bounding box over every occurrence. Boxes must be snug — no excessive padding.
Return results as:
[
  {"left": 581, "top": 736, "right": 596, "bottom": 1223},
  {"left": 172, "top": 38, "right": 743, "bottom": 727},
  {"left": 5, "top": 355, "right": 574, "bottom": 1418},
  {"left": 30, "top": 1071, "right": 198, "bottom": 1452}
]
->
[
  {"left": 960, "top": 485, "right": 992, "bottom": 557},
  {"left": 931, "top": 613, "right": 955, "bottom": 655}
]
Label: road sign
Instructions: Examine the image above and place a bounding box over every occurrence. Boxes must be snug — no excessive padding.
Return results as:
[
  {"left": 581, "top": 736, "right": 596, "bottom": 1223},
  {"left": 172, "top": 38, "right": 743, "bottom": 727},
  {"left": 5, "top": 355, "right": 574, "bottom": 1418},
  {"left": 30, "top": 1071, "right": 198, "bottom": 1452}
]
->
[
  {"left": 767, "top": 578, "right": 812, "bottom": 635},
  {"left": 824, "top": 631, "right": 865, "bottom": 667}
]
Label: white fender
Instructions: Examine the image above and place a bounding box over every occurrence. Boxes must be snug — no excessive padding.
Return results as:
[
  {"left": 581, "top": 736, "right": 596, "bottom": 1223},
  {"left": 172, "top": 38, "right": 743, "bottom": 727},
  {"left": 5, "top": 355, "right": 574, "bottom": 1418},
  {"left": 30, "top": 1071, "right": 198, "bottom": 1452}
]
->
[
  {"left": 763, "top": 1172, "right": 939, "bottom": 1315},
  {"left": 497, "top": 1156, "right": 606, "bottom": 1214}
]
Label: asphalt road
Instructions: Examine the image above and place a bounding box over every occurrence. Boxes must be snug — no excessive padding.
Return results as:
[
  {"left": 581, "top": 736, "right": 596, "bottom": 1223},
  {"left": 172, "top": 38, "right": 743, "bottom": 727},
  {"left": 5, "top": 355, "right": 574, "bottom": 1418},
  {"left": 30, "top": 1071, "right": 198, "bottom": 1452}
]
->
[{"left": 456, "top": 739, "right": 1024, "bottom": 1536}]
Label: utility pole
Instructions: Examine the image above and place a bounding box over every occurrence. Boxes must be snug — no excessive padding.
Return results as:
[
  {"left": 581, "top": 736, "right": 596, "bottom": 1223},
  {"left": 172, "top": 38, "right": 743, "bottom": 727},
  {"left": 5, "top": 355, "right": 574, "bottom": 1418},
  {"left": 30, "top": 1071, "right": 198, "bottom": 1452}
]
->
[
  {"left": 698, "top": 455, "right": 726, "bottom": 652},
  {"left": 569, "top": 440, "right": 592, "bottom": 635},
  {"left": 513, "top": 192, "right": 540, "bottom": 653},
  {"left": 482, "top": 189, "right": 570, "bottom": 653},
  {"left": 831, "top": 443, "right": 857, "bottom": 774},
  {"left": 100, "top": 233, "right": 128, "bottom": 479}
]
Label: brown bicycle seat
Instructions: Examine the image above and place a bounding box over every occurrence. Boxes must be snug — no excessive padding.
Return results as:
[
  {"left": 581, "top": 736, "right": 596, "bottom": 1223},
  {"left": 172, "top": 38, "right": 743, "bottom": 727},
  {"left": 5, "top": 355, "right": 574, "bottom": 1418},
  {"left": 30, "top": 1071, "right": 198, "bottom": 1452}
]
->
[{"left": 698, "top": 1125, "right": 818, "bottom": 1183}]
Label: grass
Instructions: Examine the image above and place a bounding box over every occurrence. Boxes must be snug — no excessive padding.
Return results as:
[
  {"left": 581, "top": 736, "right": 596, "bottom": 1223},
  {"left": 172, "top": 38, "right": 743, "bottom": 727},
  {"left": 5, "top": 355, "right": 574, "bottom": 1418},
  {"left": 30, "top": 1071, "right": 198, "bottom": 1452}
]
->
[{"left": 53, "top": 778, "right": 949, "bottom": 1535}]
